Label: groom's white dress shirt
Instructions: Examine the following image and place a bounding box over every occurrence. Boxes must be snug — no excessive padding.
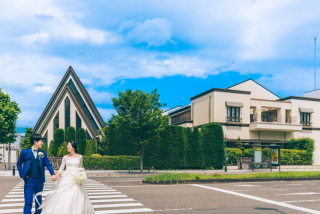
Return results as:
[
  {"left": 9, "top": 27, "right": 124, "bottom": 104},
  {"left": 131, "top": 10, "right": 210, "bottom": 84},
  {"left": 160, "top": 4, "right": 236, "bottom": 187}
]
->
[{"left": 31, "top": 147, "right": 38, "bottom": 159}]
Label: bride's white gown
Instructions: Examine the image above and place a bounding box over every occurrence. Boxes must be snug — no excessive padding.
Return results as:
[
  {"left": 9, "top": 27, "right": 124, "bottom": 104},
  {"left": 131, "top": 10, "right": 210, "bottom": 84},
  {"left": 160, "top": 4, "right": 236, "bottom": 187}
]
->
[{"left": 38, "top": 155, "right": 95, "bottom": 214}]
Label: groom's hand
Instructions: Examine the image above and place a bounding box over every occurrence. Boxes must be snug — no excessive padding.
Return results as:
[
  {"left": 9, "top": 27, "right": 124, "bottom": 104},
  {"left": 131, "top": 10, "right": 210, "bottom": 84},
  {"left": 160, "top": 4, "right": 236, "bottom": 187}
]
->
[{"left": 51, "top": 175, "right": 57, "bottom": 181}]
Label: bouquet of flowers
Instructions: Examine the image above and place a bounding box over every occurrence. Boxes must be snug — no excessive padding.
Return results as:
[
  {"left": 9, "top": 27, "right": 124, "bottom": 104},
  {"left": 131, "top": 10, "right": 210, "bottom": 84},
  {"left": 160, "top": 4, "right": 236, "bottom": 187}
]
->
[{"left": 74, "top": 171, "right": 87, "bottom": 185}]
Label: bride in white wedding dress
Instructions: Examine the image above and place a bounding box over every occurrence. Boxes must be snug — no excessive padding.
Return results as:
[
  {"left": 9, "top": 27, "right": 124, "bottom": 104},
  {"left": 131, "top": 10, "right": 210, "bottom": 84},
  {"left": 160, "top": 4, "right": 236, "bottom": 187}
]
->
[{"left": 36, "top": 141, "right": 95, "bottom": 214}]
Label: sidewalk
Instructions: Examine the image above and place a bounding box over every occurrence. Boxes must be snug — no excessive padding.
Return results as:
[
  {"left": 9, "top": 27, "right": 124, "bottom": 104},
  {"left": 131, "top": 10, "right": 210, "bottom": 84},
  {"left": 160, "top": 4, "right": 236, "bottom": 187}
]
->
[{"left": 2, "top": 166, "right": 320, "bottom": 177}]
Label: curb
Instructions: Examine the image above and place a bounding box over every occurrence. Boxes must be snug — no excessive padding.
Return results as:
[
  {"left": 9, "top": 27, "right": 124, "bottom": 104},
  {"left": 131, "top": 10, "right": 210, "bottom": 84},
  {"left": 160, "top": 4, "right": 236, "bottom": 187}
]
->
[{"left": 142, "top": 176, "right": 320, "bottom": 184}]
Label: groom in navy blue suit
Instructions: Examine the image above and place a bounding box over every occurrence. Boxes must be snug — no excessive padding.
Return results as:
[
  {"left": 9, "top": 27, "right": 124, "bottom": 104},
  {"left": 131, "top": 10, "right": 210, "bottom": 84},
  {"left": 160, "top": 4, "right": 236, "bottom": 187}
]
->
[{"left": 17, "top": 134, "right": 56, "bottom": 214}]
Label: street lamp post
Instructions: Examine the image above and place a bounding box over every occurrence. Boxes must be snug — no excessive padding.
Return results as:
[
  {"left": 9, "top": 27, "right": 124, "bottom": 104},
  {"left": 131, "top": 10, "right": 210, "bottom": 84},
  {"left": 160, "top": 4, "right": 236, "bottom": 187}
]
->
[{"left": 224, "top": 135, "right": 227, "bottom": 172}]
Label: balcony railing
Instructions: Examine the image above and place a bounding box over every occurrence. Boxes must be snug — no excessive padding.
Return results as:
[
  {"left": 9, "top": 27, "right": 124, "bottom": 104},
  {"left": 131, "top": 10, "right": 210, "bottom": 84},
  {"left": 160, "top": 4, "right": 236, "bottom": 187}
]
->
[
  {"left": 250, "top": 114, "right": 297, "bottom": 124},
  {"left": 226, "top": 117, "right": 242, "bottom": 123},
  {"left": 300, "top": 121, "right": 312, "bottom": 126}
]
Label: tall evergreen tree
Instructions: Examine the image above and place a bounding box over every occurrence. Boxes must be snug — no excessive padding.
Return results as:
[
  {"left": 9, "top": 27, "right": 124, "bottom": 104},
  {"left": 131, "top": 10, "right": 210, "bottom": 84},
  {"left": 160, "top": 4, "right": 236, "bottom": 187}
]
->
[
  {"left": 158, "top": 126, "right": 173, "bottom": 169},
  {"left": 77, "top": 128, "right": 86, "bottom": 155},
  {"left": 170, "top": 126, "right": 186, "bottom": 169},
  {"left": 190, "top": 127, "right": 202, "bottom": 168},
  {"left": 183, "top": 127, "right": 192, "bottom": 169},
  {"left": 47, "top": 140, "right": 54, "bottom": 156},
  {"left": 20, "top": 128, "right": 33, "bottom": 150},
  {"left": 53, "top": 129, "right": 64, "bottom": 156},
  {"left": 202, "top": 123, "right": 215, "bottom": 168},
  {"left": 66, "top": 126, "right": 76, "bottom": 143},
  {"left": 97, "top": 127, "right": 108, "bottom": 156},
  {"left": 106, "top": 123, "right": 118, "bottom": 155},
  {"left": 212, "top": 124, "right": 224, "bottom": 169}
]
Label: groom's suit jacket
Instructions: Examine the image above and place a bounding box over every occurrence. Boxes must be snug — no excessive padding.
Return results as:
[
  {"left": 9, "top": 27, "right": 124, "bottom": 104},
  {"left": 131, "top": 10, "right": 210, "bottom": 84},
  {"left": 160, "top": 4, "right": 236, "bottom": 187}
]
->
[{"left": 17, "top": 148, "right": 55, "bottom": 183}]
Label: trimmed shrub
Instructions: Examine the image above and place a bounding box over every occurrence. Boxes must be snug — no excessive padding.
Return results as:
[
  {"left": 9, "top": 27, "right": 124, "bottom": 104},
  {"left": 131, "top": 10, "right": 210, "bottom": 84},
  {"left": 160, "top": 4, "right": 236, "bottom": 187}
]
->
[
  {"left": 281, "top": 149, "right": 308, "bottom": 165},
  {"left": 226, "top": 148, "right": 243, "bottom": 165},
  {"left": 57, "top": 141, "right": 68, "bottom": 157},
  {"left": 85, "top": 140, "right": 96, "bottom": 156},
  {"left": 157, "top": 126, "right": 173, "bottom": 169},
  {"left": 53, "top": 129, "right": 64, "bottom": 156},
  {"left": 286, "top": 137, "right": 315, "bottom": 165},
  {"left": 183, "top": 127, "right": 192, "bottom": 168},
  {"left": 106, "top": 123, "right": 118, "bottom": 156},
  {"left": 47, "top": 140, "right": 54, "bottom": 156},
  {"left": 66, "top": 126, "right": 76, "bottom": 143},
  {"left": 39, "top": 143, "right": 47, "bottom": 153},
  {"left": 190, "top": 127, "right": 202, "bottom": 169},
  {"left": 83, "top": 156, "right": 140, "bottom": 170},
  {"left": 201, "top": 123, "right": 216, "bottom": 168},
  {"left": 211, "top": 123, "right": 224, "bottom": 169},
  {"left": 77, "top": 128, "right": 86, "bottom": 155}
]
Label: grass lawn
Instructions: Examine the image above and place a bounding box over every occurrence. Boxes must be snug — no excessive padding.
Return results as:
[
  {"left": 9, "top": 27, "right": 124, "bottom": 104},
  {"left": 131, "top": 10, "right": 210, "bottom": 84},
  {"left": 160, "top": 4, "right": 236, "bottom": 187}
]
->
[{"left": 144, "top": 171, "right": 320, "bottom": 181}]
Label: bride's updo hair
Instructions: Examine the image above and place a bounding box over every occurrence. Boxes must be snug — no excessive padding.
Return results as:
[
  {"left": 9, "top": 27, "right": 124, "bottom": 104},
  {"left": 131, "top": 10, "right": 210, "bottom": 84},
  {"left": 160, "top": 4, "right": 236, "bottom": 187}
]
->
[{"left": 69, "top": 141, "right": 78, "bottom": 153}]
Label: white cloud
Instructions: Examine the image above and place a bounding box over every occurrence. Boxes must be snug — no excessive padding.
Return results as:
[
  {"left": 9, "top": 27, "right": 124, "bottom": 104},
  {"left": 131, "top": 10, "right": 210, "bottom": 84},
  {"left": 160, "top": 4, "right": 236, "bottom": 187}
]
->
[
  {"left": 96, "top": 108, "right": 116, "bottom": 121},
  {"left": 33, "top": 85, "right": 55, "bottom": 93},
  {"left": 126, "top": 18, "right": 173, "bottom": 47},
  {"left": 87, "top": 88, "right": 115, "bottom": 104}
]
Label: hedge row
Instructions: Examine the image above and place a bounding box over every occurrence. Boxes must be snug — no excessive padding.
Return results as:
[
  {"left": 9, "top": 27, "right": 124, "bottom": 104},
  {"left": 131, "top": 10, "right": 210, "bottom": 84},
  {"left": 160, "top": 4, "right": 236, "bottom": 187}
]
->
[
  {"left": 226, "top": 148, "right": 309, "bottom": 166},
  {"left": 143, "top": 123, "right": 224, "bottom": 170},
  {"left": 83, "top": 155, "right": 139, "bottom": 170}
]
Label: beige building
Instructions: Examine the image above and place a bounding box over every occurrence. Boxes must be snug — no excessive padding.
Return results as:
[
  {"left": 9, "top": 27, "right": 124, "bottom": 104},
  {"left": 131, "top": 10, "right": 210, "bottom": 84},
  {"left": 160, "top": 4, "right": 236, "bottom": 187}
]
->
[
  {"left": 33, "top": 66, "right": 106, "bottom": 149},
  {"left": 168, "top": 79, "right": 320, "bottom": 165}
]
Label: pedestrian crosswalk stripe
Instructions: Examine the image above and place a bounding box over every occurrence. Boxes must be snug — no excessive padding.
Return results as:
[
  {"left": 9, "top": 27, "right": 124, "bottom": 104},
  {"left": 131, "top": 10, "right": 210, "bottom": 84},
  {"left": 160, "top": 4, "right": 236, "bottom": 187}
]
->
[
  {"left": 95, "top": 208, "right": 153, "bottom": 214},
  {"left": 93, "top": 203, "right": 143, "bottom": 209},
  {"left": 91, "top": 199, "right": 135, "bottom": 203},
  {"left": 0, "top": 179, "right": 153, "bottom": 214}
]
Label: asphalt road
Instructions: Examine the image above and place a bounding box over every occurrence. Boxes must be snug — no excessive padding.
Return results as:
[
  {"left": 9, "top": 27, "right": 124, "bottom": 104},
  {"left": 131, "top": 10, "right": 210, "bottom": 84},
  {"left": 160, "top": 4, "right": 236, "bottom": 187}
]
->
[
  {"left": 1, "top": 176, "right": 320, "bottom": 213},
  {"left": 91, "top": 176, "right": 320, "bottom": 214}
]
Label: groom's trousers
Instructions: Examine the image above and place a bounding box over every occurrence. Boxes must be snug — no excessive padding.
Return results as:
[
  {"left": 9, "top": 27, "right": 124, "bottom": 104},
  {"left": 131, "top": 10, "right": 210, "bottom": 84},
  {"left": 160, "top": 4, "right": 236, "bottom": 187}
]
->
[{"left": 24, "top": 177, "right": 43, "bottom": 214}]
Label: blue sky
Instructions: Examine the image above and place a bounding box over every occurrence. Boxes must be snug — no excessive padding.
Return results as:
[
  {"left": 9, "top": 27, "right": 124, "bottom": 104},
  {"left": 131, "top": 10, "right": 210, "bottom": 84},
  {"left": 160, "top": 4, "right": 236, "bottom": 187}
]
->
[{"left": 1, "top": 0, "right": 320, "bottom": 133}]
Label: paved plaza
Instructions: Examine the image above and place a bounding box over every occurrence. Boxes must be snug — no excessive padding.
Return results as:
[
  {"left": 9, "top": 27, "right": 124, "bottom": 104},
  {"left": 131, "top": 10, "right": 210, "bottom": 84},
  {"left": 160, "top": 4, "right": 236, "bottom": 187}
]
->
[{"left": 1, "top": 176, "right": 320, "bottom": 213}]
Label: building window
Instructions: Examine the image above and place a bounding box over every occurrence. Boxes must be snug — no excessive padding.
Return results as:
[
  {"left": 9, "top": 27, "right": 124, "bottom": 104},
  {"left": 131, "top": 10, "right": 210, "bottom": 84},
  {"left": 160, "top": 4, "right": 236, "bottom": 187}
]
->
[
  {"left": 87, "top": 130, "right": 92, "bottom": 140},
  {"left": 76, "top": 111, "right": 81, "bottom": 131},
  {"left": 68, "top": 79, "right": 99, "bottom": 132},
  {"left": 300, "top": 112, "right": 311, "bottom": 126},
  {"left": 53, "top": 112, "right": 59, "bottom": 133},
  {"left": 227, "top": 107, "right": 240, "bottom": 122},
  {"left": 65, "top": 97, "right": 70, "bottom": 131},
  {"left": 43, "top": 131, "right": 48, "bottom": 150}
]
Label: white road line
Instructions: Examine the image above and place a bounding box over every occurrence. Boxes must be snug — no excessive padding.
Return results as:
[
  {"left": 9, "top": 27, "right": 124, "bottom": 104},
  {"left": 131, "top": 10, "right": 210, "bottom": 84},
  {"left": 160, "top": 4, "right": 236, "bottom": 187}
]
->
[
  {"left": 0, "top": 208, "right": 35, "bottom": 213},
  {"left": 233, "top": 185, "right": 261, "bottom": 187},
  {"left": 87, "top": 192, "right": 121, "bottom": 195},
  {"left": 277, "top": 192, "right": 320, "bottom": 195},
  {"left": 91, "top": 199, "right": 135, "bottom": 203},
  {"left": 0, "top": 203, "right": 25, "bottom": 207},
  {"left": 89, "top": 195, "right": 128, "bottom": 199},
  {"left": 86, "top": 188, "right": 113, "bottom": 190},
  {"left": 5, "top": 195, "right": 46, "bottom": 198},
  {"left": 1, "top": 199, "right": 25, "bottom": 202},
  {"left": 287, "top": 184, "right": 303, "bottom": 185},
  {"left": 87, "top": 190, "right": 116, "bottom": 192},
  {"left": 261, "top": 188, "right": 309, "bottom": 190},
  {"left": 95, "top": 208, "right": 153, "bottom": 214},
  {"left": 93, "top": 203, "right": 144, "bottom": 208},
  {"left": 282, "top": 200, "right": 320, "bottom": 203},
  {"left": 192, "top": 184, "right": 320, "bottom": 214}
]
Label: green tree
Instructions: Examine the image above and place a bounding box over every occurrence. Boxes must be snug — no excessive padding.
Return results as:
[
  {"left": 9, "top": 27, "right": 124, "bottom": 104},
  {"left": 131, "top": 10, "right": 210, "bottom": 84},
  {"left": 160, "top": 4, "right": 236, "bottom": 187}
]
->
[
  {"left": 97, "top": 127, "right": 108, "bottom": 156},
  {"left": 77, "top": 128, "right": 86, "bottom": 155},
  {"left": 157, "top": 126, "right": 173, "bottom": 169},
  {"left": 39, "top": 143, "right": 47, "bottom": 153},
  {"left": 47, "top": 140, "right": 54, "bottom": 156},
  {"left": 235, "top": 137, "right": 244, "bottom": 151},
  {"left": 0, "top": 88, "right": 21, "bottom": 149},
  {"left": 66, "top": 126, "right": 76, "bottom": 143},
  {"left": 189, "top": 127, "right": 202, "bottom": 168},
  {"left": 90, "top": 140, "right": 96, "bottom": 155},
  {"left": 201, "top": 123, "right": 215, "bottom": 168},
  {"left": 212, "top": 123, "right": 224, "bottom": 169},
  {"left": 111, "top": 89, "right": 166, "bottom": 173},
  {"left": 57, "top": 141, "right": 68, "bottom": 156},
  {"left": 183, "top": 127, "right": 192, "bottom": 168},
  {"left": 20, "top": 128, "right": 33, "bottom": 150},
  {"left": 53, "top": 129, "right": 64, "bottom": 156}
]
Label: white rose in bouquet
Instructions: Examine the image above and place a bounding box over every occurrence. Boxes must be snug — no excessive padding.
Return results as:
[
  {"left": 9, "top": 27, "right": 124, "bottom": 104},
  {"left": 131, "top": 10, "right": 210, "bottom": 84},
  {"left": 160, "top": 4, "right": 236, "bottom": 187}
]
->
[{"left": 74, "top": 171, "right": 87, "bottom": 185}]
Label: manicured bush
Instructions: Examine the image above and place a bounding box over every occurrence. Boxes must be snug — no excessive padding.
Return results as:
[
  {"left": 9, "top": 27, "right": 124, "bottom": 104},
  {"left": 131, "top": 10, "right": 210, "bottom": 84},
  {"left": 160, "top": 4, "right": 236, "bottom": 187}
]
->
[
  {"left": 83, "top": 155, "right": 140, "bottom": 170},
  {"left": 143, "top": 133, "right": 160, "bottom": 169},
  {"left": 190, "top": 127, "right": 202, "bottom": 169},
  {"left": 85, "top": 140, "right": 96, "bottom": 156},
  {"left": 170, "top": 126, "right": 186, "bottom": 169},
  {"left": 77, "top": 128, "right": 86, "bottom": 155},
  {"left": 211, "top": 123, "right": 224, "bottom": 169},
  {"left": 106, "top": 123, "right": 118, "bottom": 156},
  {"left": 183, "top": 127, "right": 192, "bottom": 168},
  {"left": 39, "top": 143, "right": 47, "bottom": 153},
  {"left": 66, "top": 126, "right": 76, "bottom": 143},
  {"left": 53, "top": 129, "right": 64, "bottom": 156},
  {"left": 57, "top": 141, "right": 69, "bottom": 157},
  {"left": 281, "top": 149, "right": 308, "bottom": 165},
  {"left": 157, "top": 125, "right": 173, "bottom": 169},
  {"left": 286, "top": 137, "right": 315, "bottom": 165},
  {"left": 47, "top": 140, "right": 54, "bottom": 156},
  {"left": 201, "top": 123, "right": 216, "bottom": 168},
  {"left": 226, "top": 148, "right": 243, "bottom": 165}
]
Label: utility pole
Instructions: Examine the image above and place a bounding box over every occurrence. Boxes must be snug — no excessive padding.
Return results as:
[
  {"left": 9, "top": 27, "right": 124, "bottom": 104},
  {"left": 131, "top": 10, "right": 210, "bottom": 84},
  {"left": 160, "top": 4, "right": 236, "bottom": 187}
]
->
[{"left": 315, "top": 37, "right": 317, "bottom": 90}]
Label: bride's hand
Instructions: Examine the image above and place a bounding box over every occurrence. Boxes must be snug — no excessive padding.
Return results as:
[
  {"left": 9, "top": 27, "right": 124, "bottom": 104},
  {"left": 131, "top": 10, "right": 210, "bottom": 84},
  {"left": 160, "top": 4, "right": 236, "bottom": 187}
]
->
[{"left": 51, "top": 175, "right": 57, "bottom": 181}]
